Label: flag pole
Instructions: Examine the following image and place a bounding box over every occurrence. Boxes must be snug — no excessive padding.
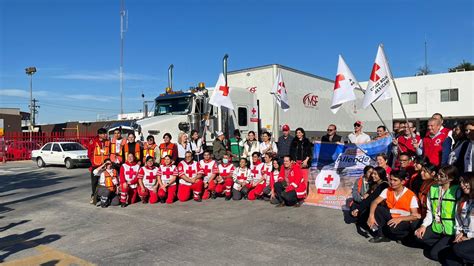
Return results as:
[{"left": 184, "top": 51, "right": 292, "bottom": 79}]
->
[
  {"left": 222, "top": 54, "right": 229, "bottom": 138},
  {"left": 380, "top": 44, "right": 413, "bottom": 139}
]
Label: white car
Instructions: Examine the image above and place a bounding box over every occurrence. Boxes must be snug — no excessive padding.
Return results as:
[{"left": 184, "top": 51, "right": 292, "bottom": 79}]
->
[{"left": 32, "top": 142, "right": 90, "bottom": 169}]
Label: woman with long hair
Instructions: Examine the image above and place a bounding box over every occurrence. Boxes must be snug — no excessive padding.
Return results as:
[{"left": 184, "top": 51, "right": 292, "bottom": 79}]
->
[
  {"left": 289, "top": 127, "right": 312, "bottom": 169},
  {"left": 177, "top": 132, "right": 191, "bottom": 164}
]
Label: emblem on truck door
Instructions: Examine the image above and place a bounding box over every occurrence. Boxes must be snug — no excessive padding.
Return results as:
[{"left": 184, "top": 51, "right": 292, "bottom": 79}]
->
[{"left": 303, "top": 93, "right": 319, "bottom": 108}]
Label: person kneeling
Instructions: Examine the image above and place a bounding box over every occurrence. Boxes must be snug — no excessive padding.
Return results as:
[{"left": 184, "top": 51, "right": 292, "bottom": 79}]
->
[
  {"left": 273, "top": 155, "right": 307, "bottom": 207},
  {"left": 137, "top": 156, "right": 160, "bottom": 204},
  {"left": 177, "top": 151, "right": 204, "bottom": 202},
  {"left": 157, "top": 155, "right": 178, "bottom": 204},
  {"left": 94, "top": 159, "right": 120, "bottom": 208},
  {"left": 367, "top": 170, "right": 420, "bottom": 243},
  {"left": 232, "top": 158, "right": 251, "bottom": 200}
]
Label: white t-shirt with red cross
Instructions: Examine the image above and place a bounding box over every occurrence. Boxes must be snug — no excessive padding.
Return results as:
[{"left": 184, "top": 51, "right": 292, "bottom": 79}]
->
[
  {"left": 218, "top": 163, "right": 235, "bottom": 179},
  {"left": 122, "top": 163, "right": 140, "bottom": 188},
  {"left": 250, "top": 162, "right": 264, "bottom": 185},
  {"left": 232, "top": 167, "right": 251, "bottom": 190},
  {"left": 138, "top": 166, "right": 159, "bottom": 190},
  {"left": 158, "top": 164, "right": 178, "bottom": 186},
  {"left": 261, "top": 162, "right": 273, "bottom": 186},
  {"left": 178, "top": 160, "right": 203, "bottom": 185},
  {"left": 199, "top": 159, "right": 218, "bottom": 183}
]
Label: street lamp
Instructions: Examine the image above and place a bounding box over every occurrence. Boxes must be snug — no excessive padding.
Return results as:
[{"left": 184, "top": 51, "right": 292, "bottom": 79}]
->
[{"left": 25, "top": 66, "right": 37, "bottom": 132}]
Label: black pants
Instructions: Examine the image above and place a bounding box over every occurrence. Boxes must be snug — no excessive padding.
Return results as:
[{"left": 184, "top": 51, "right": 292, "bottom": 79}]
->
[
  {"left": 374, "top": 205, "right": 416, "bottom": 240},
  {"left": 232, "top": 186, "right": 249, "bottom": 200},
  {"left": 90, "top": 168, "right": 99, "bottom": 197},
  {"left": 421, "top": 225, "right": 454, "bottom": 261},
  {"left": 440, "top": 238, "right": 474, "bottom": 265},
  {"left": 274, "top": 181, "right": 298, "bottom": 206}
]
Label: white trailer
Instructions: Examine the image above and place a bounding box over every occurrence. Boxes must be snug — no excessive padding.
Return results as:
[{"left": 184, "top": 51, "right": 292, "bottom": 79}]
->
[{"left": 227, "top": 64, "right": 393, "bottom": 139}]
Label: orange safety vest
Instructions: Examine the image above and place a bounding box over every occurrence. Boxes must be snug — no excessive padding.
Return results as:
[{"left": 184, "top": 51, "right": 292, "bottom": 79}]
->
[
  {"left": 143, "top": 143, "right": 157, "bottom": 162},
  {"left": 349, "top": 177, "right": 364, "bottom": 207},
  {"left": 124, "top": 142, "right": 140, "bottom": 161},
  {"left": 110, "top": 139, "right": 124, "bottom": 163},
  {"left": 386, "top": 188, "right": 416, "bottom": 218},
  {"left": 93, "top": 140, "right": 110, "bottom": 166},
  {"left": 104, "top": 169, "right": 117, "bottom": 192}
]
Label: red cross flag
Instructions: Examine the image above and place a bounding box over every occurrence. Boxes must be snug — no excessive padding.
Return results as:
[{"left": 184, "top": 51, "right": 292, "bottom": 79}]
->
[
  {"left": 362, "top": 44, "right": 393, "bottom": 108},
  {"left": 330, "top": 55, "right": 358, "bottom": 114},
  {"left": 271, "top": 70, "right": 290, "bottom": 112},
  {"left": 209, "top": 73, "right": 234, "bottom": 110}
]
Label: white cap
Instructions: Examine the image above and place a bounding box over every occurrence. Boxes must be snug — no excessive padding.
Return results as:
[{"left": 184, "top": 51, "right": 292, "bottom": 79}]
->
[{"left": 216, "top": 131, "right": 224, "bottom": 137}]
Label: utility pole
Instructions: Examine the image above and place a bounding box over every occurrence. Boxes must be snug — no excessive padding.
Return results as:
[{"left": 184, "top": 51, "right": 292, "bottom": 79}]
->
[
  {"left": 25, "top": 66, "right": 37, "bottom": 133},
  {"left": 119, "top": 0, "right": 128, "bottom": 116},
  {"left": 31, "top": 98, "right": 40, "bottom": 126}
]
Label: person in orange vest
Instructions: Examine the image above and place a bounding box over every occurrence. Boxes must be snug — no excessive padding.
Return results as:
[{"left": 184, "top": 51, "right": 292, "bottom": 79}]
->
[
  {"left": 110, "top": 128, "right": 125, "bottom": 172},
  {"left": 93, "top": 159, "right": 120, "bottom": 208},
  {"left": 122, "top": 133, "right": 143, "bottom": 165},
  {"left": 159, "top": 133, "right": 178, "bottom": 165},
  {"left": 349, "top": 165, "right": 374, "bottom": 211},
  {"left": 367, "top": 170, "right": 420, "bottom": 243},
  {"left": 88, "top": 128, "right": 111, "bottom": 204},
  {"left": 143, "top": 135, "right": 160, "bottom": 165}
]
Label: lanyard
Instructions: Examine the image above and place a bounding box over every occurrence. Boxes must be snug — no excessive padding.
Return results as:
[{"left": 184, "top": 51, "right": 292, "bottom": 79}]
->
[{"left": 436, "top": 187, "right": 448, "bottom": 223}]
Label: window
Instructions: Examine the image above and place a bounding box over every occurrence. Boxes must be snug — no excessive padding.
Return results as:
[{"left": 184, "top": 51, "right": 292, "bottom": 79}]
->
[
  {"left": 42, "top": 143, "right": 52, "bottom": 151},
  {"left": 238, "top": 107, "right": 248, "bottom": 127},
  {"left": 61, "top": 143, "right": 85, "bottom": 151},
  {"left": 401, "top": 92, "right": 417, "bottom": 104},
  {"left": 52, "top": 144, "right": 62, "bottom": 152},
  {"left": 440, "top": 89, "right": 459, "bottom": 102}
]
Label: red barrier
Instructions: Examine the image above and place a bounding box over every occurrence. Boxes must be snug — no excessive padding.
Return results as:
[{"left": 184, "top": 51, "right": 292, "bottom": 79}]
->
[{"left": 1, "top": 132, "right": 96, "bottom": 162}]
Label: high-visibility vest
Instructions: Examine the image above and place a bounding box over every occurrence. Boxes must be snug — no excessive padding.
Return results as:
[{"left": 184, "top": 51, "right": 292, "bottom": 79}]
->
[
  {"left": 124, "top": 142, "right": 140, "bottom": 160},
  {"left": 159, "top": 143, "right": 175, "bottom": 157},
  {"left": 143, "top": 143, "right": 157, "bottom": 162},
  {"left": 110, "top": 139, "right": 123, "bottom": 163},
  {"left": 93, "top": 140, "right": 110, "bottom": 166},
  {"left": 430, "top": 184, "right": 459, "bottom": 235},
  {"left": 104, "top": 169, "right": 117, "bottom": 192},
  {"left": 386, "top": 187, "right": 416, "bottom": 218}
]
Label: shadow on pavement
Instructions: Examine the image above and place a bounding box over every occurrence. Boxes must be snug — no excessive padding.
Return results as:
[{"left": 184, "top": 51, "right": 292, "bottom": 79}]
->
[
  {"left": 0, "top": 170, "right": 80, "bottom": 193},
  {"left": 0, "top": 220, "right": 30, "bottom": 233},
  {"left": 0, "top": 187, "right": 76, "bottom": 207},
  {"left": 0, "top": 228, "right": 61, "bottom": 262},
  {"left": 40, "top": 260, "right": 60, "bottom": 266}
]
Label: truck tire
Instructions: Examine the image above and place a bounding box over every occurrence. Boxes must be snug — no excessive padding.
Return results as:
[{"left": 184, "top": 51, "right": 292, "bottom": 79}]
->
[
  {"left": 65, "top": 158, "right": 74, "bottom": 169},
  {"left": 37, "top": 157, "right": 45, "bottom": 168}
]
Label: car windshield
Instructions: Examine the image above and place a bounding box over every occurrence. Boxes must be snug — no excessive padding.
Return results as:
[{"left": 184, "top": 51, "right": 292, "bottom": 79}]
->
[
  {"left": 154, "top": 96, "right": 192, "bottom": 116},
  {"left": 61, "top": 143, "right": 86, "bottom": 151}
]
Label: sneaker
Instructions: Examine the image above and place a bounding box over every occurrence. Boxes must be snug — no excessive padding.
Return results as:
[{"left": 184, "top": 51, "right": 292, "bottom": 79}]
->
[
  {"left": 121, "top": 202, "right": 127, "bottom": 208},
  {"left": 160, "top": 198, "right": 166, "bottom": 204},
  {"left": 100, "top": 202, "right": 108, "bottom": 208},
  {"left": 293, "top": 201, "right": 303, "bottom": 208},
  {"left": 90, "top": 196, "right": 94, "bottom": 204},
  {"left": 211, "top": 192, "right": 217, "bottom": 199},
  {"left": 368, "top": 236, "right": 390, "bottom": 243},
  {"left": 275, "top": 203, "right": 285, "bottom": 208}
]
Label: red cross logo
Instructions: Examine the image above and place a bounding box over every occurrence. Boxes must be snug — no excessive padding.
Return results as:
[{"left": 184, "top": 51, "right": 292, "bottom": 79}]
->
[
  {"left": 324, "top": 175, "right": 334, "bottom": 184},
  {"left": 202, "top": 164, "right": 211, "bottom": 176},
  {"left": 219, "top": 85, "right": 229, "bottom": 96},
  {"left": 162, "top": 167, "right": 174, "bottom": 179},
  {"left": 248, "top": 86, "right": 257, "bottom": 93},
  {"left": 125, "top": 167, "right": 137, "bottom": 179},
  {"left": 370, "top": 63, "right": 381, "bottom": 82},
  {"left": 277, "top": 82, "right": 285, "bottom": 94},
  {"left": 251, "top": 108, "right": 257, "bottom": 115},
  {"left": 145, "top": 171, "right": 157, "bottom": 183},
  {"left": 334, "top": 74, "right": 345, "bottom": 90},
  {"left": 238, "top": 173, "right": 247, "bottom": 180},
  {"left": 186, "top": 167, "right": 196, "bottom": 178},
  {"left": 251, "top": 167, "right": 260, "bottom": 177},
  {"left": 220, "top": 169, "right": 229, "bottom": 176}
]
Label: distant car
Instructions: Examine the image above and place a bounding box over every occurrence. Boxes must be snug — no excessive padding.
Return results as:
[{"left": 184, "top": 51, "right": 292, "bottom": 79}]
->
[{"left": 32, "top": 142, "right": 90, "bottom": 169}]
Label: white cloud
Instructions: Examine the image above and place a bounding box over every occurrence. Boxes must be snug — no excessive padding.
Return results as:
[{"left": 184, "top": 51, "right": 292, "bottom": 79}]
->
[
  {"left": 53, "top": 70, "right": 161, "bottom": 81},
  {"left": 65, "top": 94, "right": 119, "bottom": 102},
  {"left": 0, "top": 89, "right": 48, "bottom": 98}
]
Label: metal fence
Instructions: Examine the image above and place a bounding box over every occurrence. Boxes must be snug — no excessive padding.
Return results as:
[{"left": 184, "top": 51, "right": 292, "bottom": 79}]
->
[{"left": 1, "top": 132, "right": 95, "bottom": 162}]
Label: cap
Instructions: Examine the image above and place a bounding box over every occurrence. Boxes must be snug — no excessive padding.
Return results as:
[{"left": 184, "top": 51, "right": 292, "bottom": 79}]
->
[
  {"left": 216, "top": 131, "right": 224, "bottom": 137},
  {"left": 282, "top": 124, "right": 290, "bottom": 131},
  {"left": 97, "top": 128, "right": 107, "bottom": 134}
]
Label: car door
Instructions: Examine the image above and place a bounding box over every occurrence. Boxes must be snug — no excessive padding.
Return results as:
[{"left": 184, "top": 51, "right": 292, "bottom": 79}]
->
[
  {"left": 39, "top": 143, "right": 53, "bottom": 163},
  {"left": 50, "top": 143, "right": 64, "bottom": 164}
]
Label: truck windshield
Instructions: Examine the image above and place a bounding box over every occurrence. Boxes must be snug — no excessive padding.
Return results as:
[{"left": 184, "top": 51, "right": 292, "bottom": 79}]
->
[{"left": 154, "top": 96, "right": 192, "bottom": 116}]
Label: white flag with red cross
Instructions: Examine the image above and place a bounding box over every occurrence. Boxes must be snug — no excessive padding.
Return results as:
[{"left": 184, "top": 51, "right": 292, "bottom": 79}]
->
[
  {"left": 330, "top": 55, "right": 358, "bottom": 114},
  {"left": 362, "top": 44, "right": 393, "bottom": 108},
  {"left": 271, "top": 70, "right": 290, "bottom": 112},
  {"left": 209, "top": 73, "right": 234, "bottom": 110}
]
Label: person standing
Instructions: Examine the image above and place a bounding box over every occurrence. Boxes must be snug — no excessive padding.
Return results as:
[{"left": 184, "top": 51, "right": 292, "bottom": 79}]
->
[
  {"left": 159, "top": 133, "right": 178, "bottom": 165},
  {"left": 450, "top": 121, "right": 474, "bottom": 175},
  {"left": 110, "top": 128, "right": 124, "bottom": 172},
  {"left": 88, "top": 128, "right": 111, "bottom": 204},
  {"left": 212, "top": 131, "right": 227, "bottom": 162},
  {"left": 277, "top": 125, "right": 294, "bottom": 163},
  {"left": 177, "top": 132, "right": 192, "bottom": 164},
  {"left": 290, "top": 127, "right": 312, "bottom": 169},
  {"left": 190, "top": 130, "right": 205, "bottom": 162},
  {"left": 242, "top": 131, "right": 259, "bottom": 163},
  {"left": 416, "top": 118, "right": 452, "bottom": 167},
  {"left": 143, "top": 135, "right": 160, "bottom": 165},
  {"left": 348, "top": 121, "right": 371, "bottom": 144},
  {"left": 392, "top": 121, "right": 421, "bottom": 158},
  {"left": 229, "top": 129, "right": 243, "bottom": 163},
  {"left": 374, "top": 125, "right": 389, "bottom": 141},
  {"left": 259, "top": 132, "right": 277, "bottom": 159},
  {"left": 321, "top": 124, "right": 342, "bottom": 143},
  {"left": 123, "top": 133, "right": 142, "bottom": 165}
]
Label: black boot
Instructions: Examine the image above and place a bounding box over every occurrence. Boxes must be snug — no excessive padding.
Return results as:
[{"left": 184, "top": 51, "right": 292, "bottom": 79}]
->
[
  {"left": 121, "top": 202, "right": 127, "bottom": 208},
  {"left": 211, "top": 192, "right": 217, "bottom": 199},
  {"left": 160, "top": 198, "right": 166, "bottom": 204},
  {"left": 225, "top": 195, "right": 231, "bottom": 201}
]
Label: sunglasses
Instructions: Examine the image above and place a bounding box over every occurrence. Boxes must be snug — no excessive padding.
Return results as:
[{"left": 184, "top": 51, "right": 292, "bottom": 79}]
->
[
  {"left": 354, "top": 124, "right": 361, "bottom": 127},
  {"left": 327, "top": 129, "right": 334, "bottom": 132}
]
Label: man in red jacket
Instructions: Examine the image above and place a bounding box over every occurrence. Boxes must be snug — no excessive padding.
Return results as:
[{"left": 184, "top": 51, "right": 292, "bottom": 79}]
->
[
  {"left": 274, "top": 155, "right": 307, "bottom": 207},
  {"left": 415, "top": 118, "right": 452, "bottom": 167},
  {"left": 88, "top": 128, "right": 110, "bottom": 204}
]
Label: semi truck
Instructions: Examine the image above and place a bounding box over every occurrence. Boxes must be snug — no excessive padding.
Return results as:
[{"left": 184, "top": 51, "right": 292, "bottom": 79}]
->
[{"left": 136, "top": 64, "right": 393, "bottom": 144}]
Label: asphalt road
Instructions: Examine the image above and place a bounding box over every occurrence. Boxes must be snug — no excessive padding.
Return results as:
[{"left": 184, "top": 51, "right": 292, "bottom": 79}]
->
[{"left": 0, "top": 161, "right": 436, "bottom": 265}]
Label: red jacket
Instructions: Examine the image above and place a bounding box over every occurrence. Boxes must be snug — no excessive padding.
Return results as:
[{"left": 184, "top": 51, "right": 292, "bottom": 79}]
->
[
  {"left": 397, "top": 135, "right": 421, "bottom": 157},
  {"left": 423, "top": 131, "right": 448, "bottom": 167},
  {"left": 278, "top": 163, "right": 307, "bottom": 199}
]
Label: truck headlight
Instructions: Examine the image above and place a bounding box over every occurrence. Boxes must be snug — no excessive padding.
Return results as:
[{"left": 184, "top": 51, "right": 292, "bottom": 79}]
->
[{"left": 178, "top": 122, "right": 190, "bottom": 132}]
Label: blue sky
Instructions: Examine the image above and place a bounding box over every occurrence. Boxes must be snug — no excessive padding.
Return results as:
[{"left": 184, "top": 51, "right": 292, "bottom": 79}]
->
[{"left": 1, "top": 0, "right": 473, "bottom": 124}]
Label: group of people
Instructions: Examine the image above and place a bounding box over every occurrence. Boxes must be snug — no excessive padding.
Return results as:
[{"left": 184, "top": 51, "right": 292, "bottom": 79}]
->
[
  {"left": 87, "top": 126, "right": 309, "bottom": 210},
  {"left": 348, "top": 113, "right": 473, "bottom": 265}
]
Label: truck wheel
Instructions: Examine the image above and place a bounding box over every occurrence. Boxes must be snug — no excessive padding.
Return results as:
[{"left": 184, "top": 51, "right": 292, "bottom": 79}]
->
[
  {"left": 37, "top": 157, "right": 45, "bottom": 168},
  {"left": 65, "top": 158, "right": 74, "bottom": 169}
]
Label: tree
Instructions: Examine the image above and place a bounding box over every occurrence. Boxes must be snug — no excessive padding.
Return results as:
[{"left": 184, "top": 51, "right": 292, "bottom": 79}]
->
[{"left": 448, "top": 60, "right": 474, "bottom": 72}]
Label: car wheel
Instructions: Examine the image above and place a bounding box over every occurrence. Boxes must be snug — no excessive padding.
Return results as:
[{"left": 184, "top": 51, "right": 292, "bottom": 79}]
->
[
  {"left": 37, "top": 157, "right": 45, "bottom": 168},
  {"left": 65, "top": 158, "right": 74, "bottom": 169}
]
